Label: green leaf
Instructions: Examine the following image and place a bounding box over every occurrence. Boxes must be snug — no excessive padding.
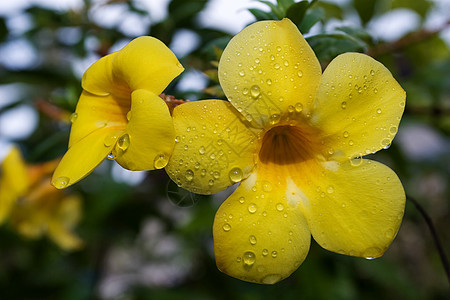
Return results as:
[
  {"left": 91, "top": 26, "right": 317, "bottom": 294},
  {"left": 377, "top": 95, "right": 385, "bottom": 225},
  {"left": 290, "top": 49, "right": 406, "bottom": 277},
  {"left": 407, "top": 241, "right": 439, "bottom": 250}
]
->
[
  {"left": 277, "top": 0, "right": 295, "bottom": 11},
  {"left": 248, "top": 8, "right": 277, "bottom": 21},
  {"left": 307, "top": 33, "right": 367, "bottom": 62},
  {"left": 335, "top": 26, "right": 373, "bottom": 44},
  {"left": 258, "top": 0, "right": 284, "bottom": 19},
  {"left": 316, "top": 1, "right": 344, "bottom": 20},
  {"left": 353, "top": 0, "right": 377, "bottom": 25},
  {"left": 286, "top": 1, "right": 309, "bottom": 26},
  {"left": 298, "top": 7, "right": 324, "bottom": 34}
]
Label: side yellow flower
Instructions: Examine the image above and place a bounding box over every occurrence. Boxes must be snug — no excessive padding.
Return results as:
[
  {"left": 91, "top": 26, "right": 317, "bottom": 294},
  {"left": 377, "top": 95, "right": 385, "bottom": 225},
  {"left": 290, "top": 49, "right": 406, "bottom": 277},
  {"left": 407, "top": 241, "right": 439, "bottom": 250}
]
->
[
  {"left": 52, "top": 37, "right": 184, "bottom": 189},
  {"left": 166, "top": 19, "right": 406, "bottom": 284},
  {"left": 0, "top": 147, "right": 83, "bottom": 250}
]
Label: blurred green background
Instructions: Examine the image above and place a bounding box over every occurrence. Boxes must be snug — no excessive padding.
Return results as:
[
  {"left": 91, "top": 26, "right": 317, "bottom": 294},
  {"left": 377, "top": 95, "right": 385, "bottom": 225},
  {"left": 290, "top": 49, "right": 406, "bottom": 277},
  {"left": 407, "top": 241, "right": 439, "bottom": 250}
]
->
[{"left": 0, "top": 0, "right": 448, "bottom": 299}]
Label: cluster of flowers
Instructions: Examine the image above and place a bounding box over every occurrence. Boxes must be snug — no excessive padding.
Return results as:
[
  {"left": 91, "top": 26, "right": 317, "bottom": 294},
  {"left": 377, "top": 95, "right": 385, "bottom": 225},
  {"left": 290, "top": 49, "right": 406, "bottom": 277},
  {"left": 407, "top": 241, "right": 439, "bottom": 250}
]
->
[{"left": 2, "top": 19, "right": 407, "bottom": 284}]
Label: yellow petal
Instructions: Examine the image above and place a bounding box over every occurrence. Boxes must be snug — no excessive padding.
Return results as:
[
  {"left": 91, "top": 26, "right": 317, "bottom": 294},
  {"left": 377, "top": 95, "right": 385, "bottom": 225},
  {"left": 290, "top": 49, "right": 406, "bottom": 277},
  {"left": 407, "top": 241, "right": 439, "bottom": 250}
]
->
[
  {"left": 114, "top": 89, "right": 175, "bottom": 171},
  {"left": 0, "top": 147, "right": 29, "bottom": 224},
  {"left": 81, "top": 53, "right": 119, "bottom": 96},
  {"left": 52, "top": 128, "right": 117, "bottom": 188},
  {"left": 82, "top": 37, "right": 184, "bottom": 96},
  {"left": 213, "top": 172, "right": 311, "bottom": 284},
  {"left": 47, "top": 195, "right": 83, "bottom": 251},
  {"left": 299, "top": 159, "right": 405, "bottom": 258},
  {"left": 219, "top": 18, "right": 321, "bottom": 127},
  {"left": 165, "top": 100, "right": 261, "bottom": 194},
  {"left": 312, "top": 53, "right": 406, "bottom": 160},
  {"left": 69, "top": 91, "right": 128, "bottom": 147},
  {"left": 113, "top": 36, "right": 184, "bottom": 93}
]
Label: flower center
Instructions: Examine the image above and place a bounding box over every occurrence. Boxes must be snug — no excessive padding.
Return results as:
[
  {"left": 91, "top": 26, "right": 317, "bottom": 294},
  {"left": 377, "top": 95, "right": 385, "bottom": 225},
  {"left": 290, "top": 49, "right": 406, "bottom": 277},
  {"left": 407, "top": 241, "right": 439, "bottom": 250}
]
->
[{"left": 259, "top": 125, "right": 320, "bottom": 166}]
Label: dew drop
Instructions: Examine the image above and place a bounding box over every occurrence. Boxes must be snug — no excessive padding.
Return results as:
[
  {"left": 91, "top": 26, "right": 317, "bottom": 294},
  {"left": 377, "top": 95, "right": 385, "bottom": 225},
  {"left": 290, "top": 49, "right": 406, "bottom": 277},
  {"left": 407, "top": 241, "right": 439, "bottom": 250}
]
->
[
  {"left": 389, "top": 126, "right": 397, "bottom": 134},
  {"left": 185, "top": 169, "right": 194, "bottom": 181},
  {"left": 266, "top": 79, "right": 272, "bottom": 85},
  {"left": 348, "top": 140, "right": 354, "bottom": 146},
  {"left": 363, "top": 247, "right": 380, "bottom": 259},
  {"left": 126, "top": 111, "right": 132, "bottom": 121},
  {"left": 52, "top": 176, "right": 69, "bottom": 189},
  {"left": 208, "top": 179, "right": 214, "bottom": 186},
  {"left": 229, "top": 167, "right": 243, "bottom": 183},
  {"left": 376, "top": 108, "right": 382, "bottom": 114},
  {"left": 199, "top": 146, "right": 206, "bottom": 155},
  {"left": 350, "top": 157, "right": 363, "bottom": 166},
  {"left": 343, "top": 131, "right": 349, "bottom": 138},
  {"left": 327, "top": 186, "right": 334, "bottom": 194},
  {"left": 274, "top": 63, "right": 280, "bottom": 69},
  {"left": 223, "top": 223, "right": 231, "bottom": 232},
  {"left": 381, "top": 138, "right": 391, "bottom": 149},
  {"left": 341, "top": 101, "right": 347, "bottom": 109},
  {"left": 107, "top": 152, "right": 115, "bottom": 160},
  {"left": 373, "top": 88, "right": 378, "bottom": 94},
  {"left": 153, "top": 154, "right": 168, "bottom": 169},
  {"left": 271, "top": 251, "right": 277, "bottom": 258},
  {"left": 297, "top": 70, "right": 303, "bottom": 77},
  {"left": 242, "top": 88, "right": 249, "bottom": 95},
  {"left": 70, "top": 112, "right": 78, "bottom": 123},
  {"left": 370, "top": 69, "right": 375, "bottom": 76},
  {"left": 276, "top": 203, "right": 284, "bottom": 211},
  {"left": 249, "top": 235, "right": 257, "bottom": 245},
  {"left": 239, "top": 70, "right": 245, "bottom": 76},
  {"left": 294, "top": 103, "right": 303, "bottom": 112},
  {"left": 262, "top": 249, "right": 269, "bottom": 256},
  {"left": 283, "top": 60, "right": 289, "bottom": 67},
  {"left": 117, "top": 134, "right": 130, "bottom": 151},
  {"left": 104, "top": 132, "right": 119, "bottom": 147},
  {"left": 243, "top": 251, "right": 256, "bottom": 266},
  {"left": 248, "top": 203, "right": 257, "bottom": 214},
  {"left": 269, "top": 114, "right": 280, "bottom": 125},
  {"left": 239, "top": 196, "right": 245, "bottom": 204}
]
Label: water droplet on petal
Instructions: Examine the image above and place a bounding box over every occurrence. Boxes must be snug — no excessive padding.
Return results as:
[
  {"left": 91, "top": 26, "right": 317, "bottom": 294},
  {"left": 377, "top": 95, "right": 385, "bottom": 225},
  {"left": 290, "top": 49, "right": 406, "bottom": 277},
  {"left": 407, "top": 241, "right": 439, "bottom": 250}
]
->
[
  {"left": 295, "top": 103, "right": 303, "bottom": 112},
  {"left": 370, "top": 69, "right": 375, "bottom": 76},
  {"left": 269, "top": 114, "right": 280, "bottom": 125},
  {"left": 117, "top": 134, "right": 130, "bottom": 151},
  {"left": 153, "top": 154, "right": 168, "bottom": 169},
  {"left": 276, "top": 203, "right": 284, "bottom": 211},
  {"left": 239, "top": 196, "right": 245, "bottom": 204},
  {"left": 199, "top": 146, "right": 206, "bottom": 155},
  {"left": 185, "top": 169, "right": 194, "bottom": 181},
  {"left": 104, "top": 132, "right": 119, "bottom": 147},
  {"left": 381, "top": 138, "right": 391, "bottom": 149},
  {"left": 70, "top": 112, "right": 78, "bottom": 123},
  {"left": 249, "top": 235, "right": 257, "bottom": 245},
  {"left": 297, "top": 70, "right": 303, "bottom": 77},
  {"left": 250, "top": 85, "right": 260, "bottom": 98},
  {"left": 373, "top": 88, "right": 378, "bottom": 94},
  {"left": 327, "top": 186, "right": 334, "bottom": 193},
  {"left": 363, "top": 247, "right": 380, "bottom": 259},
  {"left": 248, "top": 203, "right": 257, "bottom": 214},
  {"left": 389, "top": 126, "right": 397, "bottom": 134},
  {"left": 261, "top": 274, "right": 282, "bottom": 284},
  {"left": 239, "top": 70, "right": 245, "bottom": 77},
  {"left": 229, "top": 167, "right": 243, "bottom": 183},
  {"left": 223, "top": 223, "right": 231, "bottom": 232},
  {"left": 126, "top": 111, "right": 132, "bottom": 121},
  {"left": 376, "top": 108, "right": 382, "bottom": 114},
  {"left": 271, "top": 251, "right": 277, "bottom": 258},
  {"left": 262, "top": 249, "right": 268, "bottom": 256},
  {"left": 243, "top": 251, "right": 256, "bottom": 266},
  {"left": 341, "top": 101, "right": 347, "bottom": 109},
  {"left": 343, "top": 131, "right": 349, "bottom": 138},
  {"left": 53, "top": 176, "right": 69, "bottom": 189}
]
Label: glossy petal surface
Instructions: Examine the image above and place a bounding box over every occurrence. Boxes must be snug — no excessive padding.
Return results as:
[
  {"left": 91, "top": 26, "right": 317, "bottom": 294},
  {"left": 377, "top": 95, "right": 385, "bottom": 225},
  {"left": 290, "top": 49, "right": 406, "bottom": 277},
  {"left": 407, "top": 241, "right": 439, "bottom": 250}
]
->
[
  {"left": 298, "top": 159, "right": 405, "bottom": 257},
  {"left": 312, "top": 53, "right": 406, "bottom": 160},
  {"left": 166, "top": 100, "right": 261, "bottom": 194},
  {"left": 114, "top": 89, "right": 175, "bottom": 170},
  {"left": 52, "top": 129, "right": 117, "bottom": 188},
  {"left": 113, "top": 36, "right": 184, "bottom": 92},
  {"left": 213, "top": 172, "right": 311, "bottom": 284},
  {"left": 219, "top": 18, "right": 321, "bottom": 127},
  {"left": 69, "top": 91, "right": 128, "bottom": 147}
]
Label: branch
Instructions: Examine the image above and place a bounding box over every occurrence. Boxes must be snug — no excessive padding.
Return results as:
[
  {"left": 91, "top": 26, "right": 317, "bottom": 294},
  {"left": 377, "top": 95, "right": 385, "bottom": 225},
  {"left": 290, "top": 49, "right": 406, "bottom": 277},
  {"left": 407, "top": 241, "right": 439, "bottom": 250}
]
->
[{"left": 407, "top": 194, "right": 450, "bottom": 285}]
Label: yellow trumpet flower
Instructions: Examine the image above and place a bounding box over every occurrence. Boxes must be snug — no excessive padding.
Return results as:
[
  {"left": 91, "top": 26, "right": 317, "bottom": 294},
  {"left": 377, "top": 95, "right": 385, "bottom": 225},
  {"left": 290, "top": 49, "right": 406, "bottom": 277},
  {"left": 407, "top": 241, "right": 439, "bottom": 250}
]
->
[
  {"left": 166, "top": 19, "right": 406, "bottom": 284},
  {"left": 52, "top": 36, "right": 184, "bottom": 189},
  {"left": 0, "top": 147, "right": 83, "bottom": 250}
]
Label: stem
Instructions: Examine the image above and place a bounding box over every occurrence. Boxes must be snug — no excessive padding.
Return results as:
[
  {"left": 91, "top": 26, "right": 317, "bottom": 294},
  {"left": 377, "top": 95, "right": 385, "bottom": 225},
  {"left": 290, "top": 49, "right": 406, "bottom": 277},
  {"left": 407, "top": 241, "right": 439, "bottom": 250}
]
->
[{"left": 407, "top": 194, "right": 450, "bottom": 285}]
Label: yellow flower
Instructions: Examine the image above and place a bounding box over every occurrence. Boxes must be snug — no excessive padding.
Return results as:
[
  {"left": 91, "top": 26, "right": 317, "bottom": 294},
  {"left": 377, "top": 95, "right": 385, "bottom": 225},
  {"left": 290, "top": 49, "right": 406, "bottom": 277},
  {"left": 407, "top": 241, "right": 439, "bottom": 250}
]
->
[
  {"left": 0, "top": 147, "right": 83, "bottom": 250},
  {"left": 166, "top": 19, "right": 406, "bottom": 284},
  {"left": 52, "top": 36, "right": 184, "bottom": 189}
]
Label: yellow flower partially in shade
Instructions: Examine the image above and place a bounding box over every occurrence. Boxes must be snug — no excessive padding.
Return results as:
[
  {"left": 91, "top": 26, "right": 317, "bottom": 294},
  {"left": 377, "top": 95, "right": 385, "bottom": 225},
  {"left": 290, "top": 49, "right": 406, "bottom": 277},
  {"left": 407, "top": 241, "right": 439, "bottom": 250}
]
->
[
  {"left": 0, "top": 147, "right": 83, "bottom": 250},
  {"left": 166, "top": 19, "right": 406, "bottom": 284},
  {"left": 52, "top": 36, "right": 184, "bottom": 189}
]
